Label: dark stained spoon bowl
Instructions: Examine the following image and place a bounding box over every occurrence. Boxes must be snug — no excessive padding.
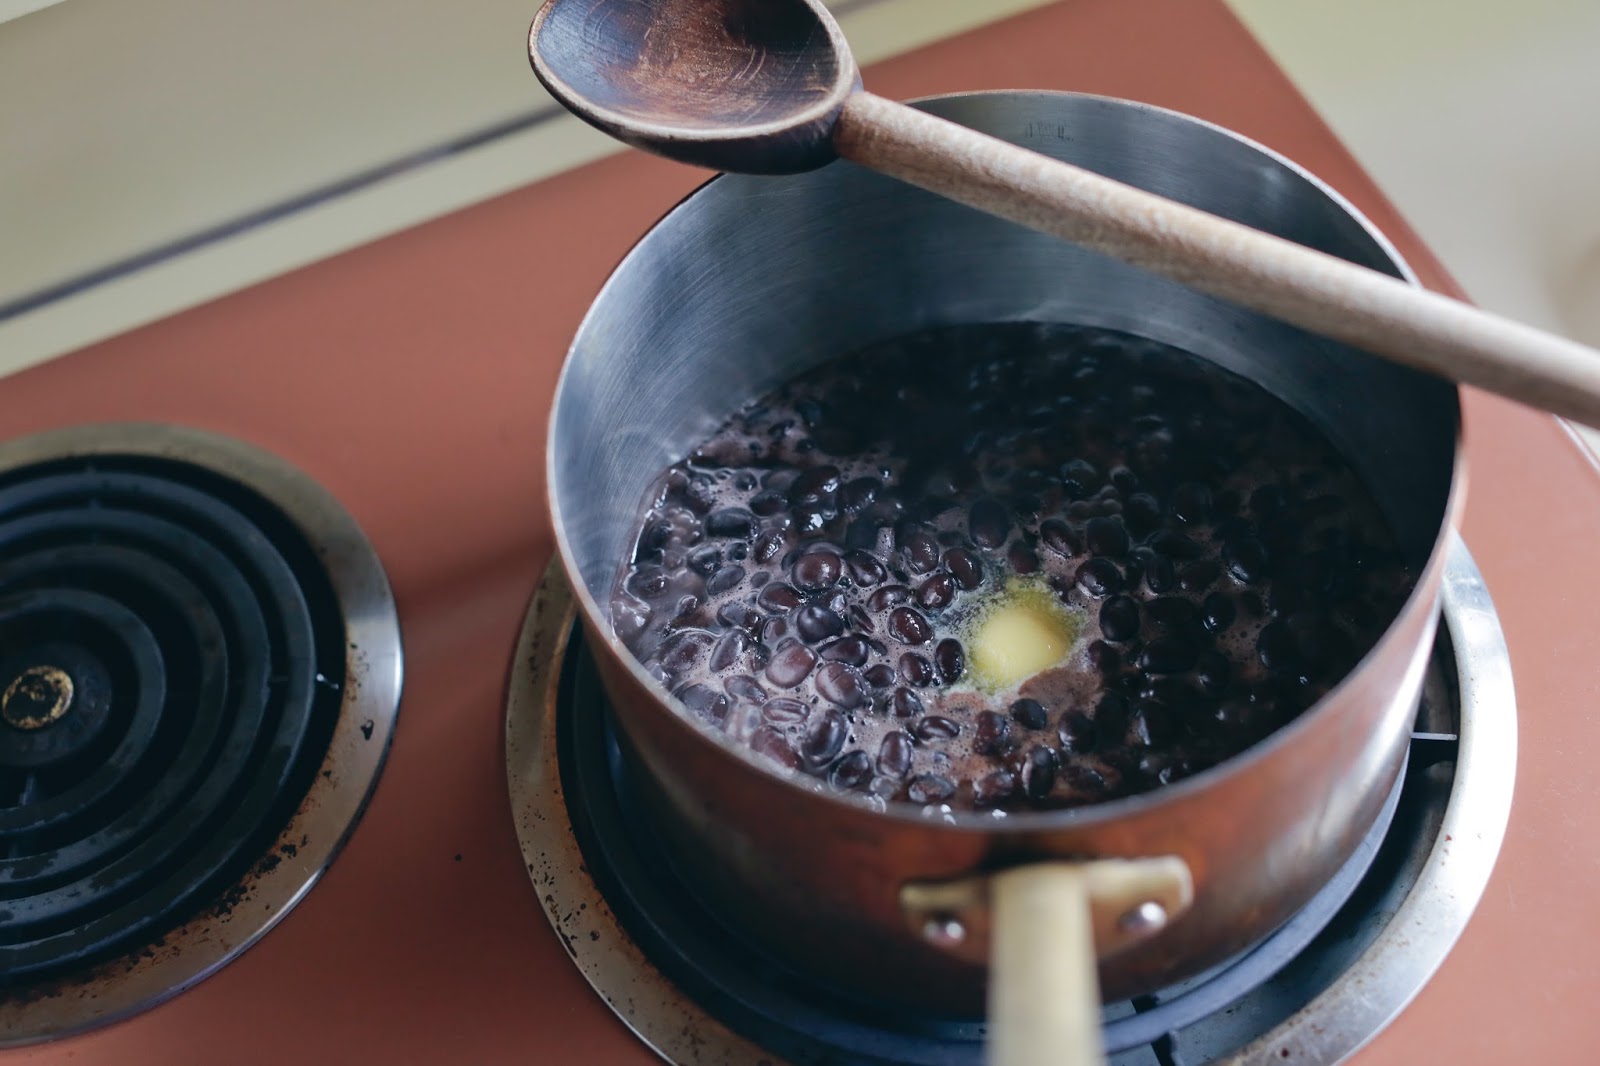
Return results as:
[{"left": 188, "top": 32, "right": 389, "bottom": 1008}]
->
[{"left": 529, "top": 0, "right": 860, "bottom": 173}]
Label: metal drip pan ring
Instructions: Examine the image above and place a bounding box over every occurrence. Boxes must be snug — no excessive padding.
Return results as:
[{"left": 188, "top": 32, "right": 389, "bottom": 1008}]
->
[{"left": 0, "top": 424, "right": 403, "bottom": 1047}]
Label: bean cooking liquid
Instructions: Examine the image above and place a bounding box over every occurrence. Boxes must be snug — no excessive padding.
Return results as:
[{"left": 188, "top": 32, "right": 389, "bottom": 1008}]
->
[{"left": 611, "top": 324, "right": 1414, "bottom": 812}]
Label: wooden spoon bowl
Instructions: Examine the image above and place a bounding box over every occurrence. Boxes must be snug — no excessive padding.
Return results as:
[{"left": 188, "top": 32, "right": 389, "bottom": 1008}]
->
[{"left": 530, "top": 0, "right": 859, "bottom": 173}]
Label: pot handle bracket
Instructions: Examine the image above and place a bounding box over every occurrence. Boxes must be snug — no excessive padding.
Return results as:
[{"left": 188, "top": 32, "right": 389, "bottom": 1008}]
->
[{"left": 901, "top": 857, "right": 1193, "bottom": 1066}]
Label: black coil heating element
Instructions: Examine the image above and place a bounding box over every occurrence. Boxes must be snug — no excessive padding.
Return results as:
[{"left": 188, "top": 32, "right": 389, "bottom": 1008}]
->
[{"left": 0, "top": 458, "right": 345, "bottom": 983}]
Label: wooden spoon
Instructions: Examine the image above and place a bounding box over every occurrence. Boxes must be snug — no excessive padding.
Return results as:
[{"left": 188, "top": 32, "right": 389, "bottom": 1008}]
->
[{"left": 529, "top": 0, "right": 1600, "bottom": 429}]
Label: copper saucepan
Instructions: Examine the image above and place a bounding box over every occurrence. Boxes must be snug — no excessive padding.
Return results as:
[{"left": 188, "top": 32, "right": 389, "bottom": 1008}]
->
[{"left": 545, "top": 92, "right": 1462, "bottom": 1060}]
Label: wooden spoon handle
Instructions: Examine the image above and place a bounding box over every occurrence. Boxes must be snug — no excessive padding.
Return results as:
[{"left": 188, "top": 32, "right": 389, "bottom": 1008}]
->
[{"left": 834, "top": 92, "right": 1600, "bottom": 428}]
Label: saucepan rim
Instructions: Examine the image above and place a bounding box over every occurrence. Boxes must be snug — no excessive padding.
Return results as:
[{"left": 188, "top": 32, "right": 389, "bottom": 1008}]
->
[{"left": 545, "top": 88, "right": 1465, "bottom": 833}]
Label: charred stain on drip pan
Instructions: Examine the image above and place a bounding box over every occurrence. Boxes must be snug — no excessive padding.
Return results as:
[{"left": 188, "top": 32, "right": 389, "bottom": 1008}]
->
[{"left": 0, "top": 425, "right": 401, "bottom": 1047}]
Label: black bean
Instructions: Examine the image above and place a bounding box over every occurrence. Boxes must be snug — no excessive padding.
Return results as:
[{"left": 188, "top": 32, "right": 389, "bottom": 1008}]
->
[
  {"left": 916, "top": 573, "right": 957, "bottom": 611},
  {"left": 943, "top": 548, "right": 984, "bottom": 590},
  {"left": 791, "top": 507, "right": 829, "bottom": 535},
  {"left": 1060, "top": 459, "right": 1099, "bottom": 499},
  {"left": 841, "top": 477, "right": 881, "bottom": 516},
  {"left": 1194, "top": 650, "right": 1231, "bottom": 696},
  {"left": 968, "top": 498, "right": 1011, "bottom": 549},
  {"left": 1010, "top": 698, "right": 1049, "bottom": 730},
  {"left": 788, "top": 465, "right": 842, "bottom": 509},
  {"left": 914, "top": 715, "right": 961, "bottom": 742},
  {"left": 612, "top": 595, "right": 651, "bottom": 642},
  {"left": 866, "top": 585, "right": 911, "bottom": 613},
  {"left": 1144, "top": 554, "right": 1177, "bottom": 594},
  {"left": 1099, "top": 595, "right": 1140, "bottom": 643},
  {"left": 1139, "top": 676, "right": 1196, "bottom": 712},
  {"left": 1224, "top": 538, "right": 1270, "bottom": 583},
  {"left": 1039, "top": 518, "right": 1080, "bottom": 558},
  {"left": 791, "top": 551, "right": 843, "bottom": 592},
  {"left": 877, "top": 731, "right": 914, "bottom": 777},
  {"left": 753, "top": 530, "right": 787, "bottom": 564},
  {"left": 1150, "top": 530, "right": 1202, "bottom": 560},
  {"left": 1256, "top": 620, "right": 1298, "bottom": 670},
  {"left": 1022, "top": 746, "right": 1059, "bottom": 799},
  {"left": 705, "top": 508, "right": 757, "bottom": 539},
  {"left": 717, "top": 601, "right": 763, "bottom": 631},
  {"left": 671, "top": 594, "right": 702, "bottom": 622},
  {"left": 749, "top": 726, "right": 801, "bottom": 770},
  {"left": 1086, "top": 640, "right": 1122, "bottom": 678},
  {"left": 843, "top": 550, "right": 887, "bottom": 588},
  {"left": 760, "top": 615, "right": 791, "bottom": 645},
  {"left": 627, "top": 565, "right": 670, "bottom": 600},
  {"left": 1250, "top": 484, "right": 1284, "bottom": 517},
  {"left": 1129, "top": 701, "right": 1174, "bottom": 747},
  {"left": 708, "top": 628, "right": 751, "bottom": 672},
  {"left": 749, "top": 489, "right": 787, "bottom": 516},
  {"left": 974, "top": 710, "right": 1011, "bottom": 755},
  {"left": 761, "top": 694, "right": 812, "bottom": 726},
  {"left": 1179, "top": 559, "right": 1221, "bottom": 592},
  {"left": 658, "top": 629, "right": 715, "bottom": 675},
  {"left": 903, "top": 531, "right": 941, "bottom": 575},
  {"left": 815, "top": 662, "right": 868, "bottom": 709},
  {"left": 764, "top": 639, "right": 817, "bottom": 688},
  {"left": 1075, "top": 557, "right": 1123, "bottom": 598},
  {"left": 1010, "top": 493, "right": 1045, "bottom": 521},
  {"left": 828, "top": 750, "right": 874, "bottom": 791},
  {"left": 1057, "top": 710, "right": 1096, "bottom": 753},
  {"left": 1008, "top": 542, "right": 1040, "bottom": 574},
  {"left": 1201, "top": 591, "right": 1236, "bottom": 633},
  {"left": 1145, "top": 596, "right": 1201, "bottom": 633},
  {"left": 934, "top": 638, "right": 965, "bottom": 684},
  {"left": 795, "top": 603, "right": 845, "bottom": 643},
  {"left": 757, "top": 582, "right": 802, "bottom": 613},
  {"left": 1124, "top": 493, "right": 1163, "bottom": 536},
  {"left": 674, "top": 683, "right": 729, "bottom": 722},
  {"left": 898, "top": 653, "right": 935, "bottom": 688},
  {"left": 816, "top": 635, "right": 868, "bottom": 667},
  {"left": 1094, "top": 691, "right": 1130, "bottom": 736},
  {"left": 1085, "top": 516, "right": 1129, "bottom": 559},
  {"left": 908, "top": 774, "right": 956, "bottom": 804},
  {"left": 725, "top": 674, "right": 768, "bottom": 703},
  {"left": 864, "top": 663, "right": 897, "bottom": 690},
  {"left": 889, "top": 606, "right": 933, "bottom": 644},
  {"left": 892, "top": 686, "right": 924, "bottom": 718},
  {"left": 1138, "top": 636, "right": 1199, "bottom": 675},
  {"left": 707, "top": 565, "right": 745, "bottom": 594},
  {"left": 687, "top": 544, "right": 724, "bottom": 576},
  {"left": 680, "top": 475, "right": 718, "bottom": 515},
  {"left": 1171, "top": 482, "right": 1213, "bottom": 525},
  {"left": 973, "top": 770, "right": 1018, "bottom": 806},
  {"left": 802, "top": 708, "right": 849, "bottom": 768}
]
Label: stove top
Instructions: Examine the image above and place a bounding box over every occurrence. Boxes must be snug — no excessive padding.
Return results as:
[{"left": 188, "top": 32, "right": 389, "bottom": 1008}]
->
[{"left": 1, "top": 2, "right": 1597, "bottom": 1063}]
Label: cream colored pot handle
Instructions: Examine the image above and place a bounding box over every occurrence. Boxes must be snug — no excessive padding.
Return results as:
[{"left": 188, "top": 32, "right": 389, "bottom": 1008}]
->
[
  {"left": 990, "top": 864, "right": 1102, "bottom": 1066},
  {"left": 902, "top": 857, "right": 1193, "bottom": 1066}
]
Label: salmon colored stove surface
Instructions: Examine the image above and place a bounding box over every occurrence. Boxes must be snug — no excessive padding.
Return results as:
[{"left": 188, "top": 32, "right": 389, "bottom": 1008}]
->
[{"left": 3, "top": 1, "right": 1598, "bottom": 1063}]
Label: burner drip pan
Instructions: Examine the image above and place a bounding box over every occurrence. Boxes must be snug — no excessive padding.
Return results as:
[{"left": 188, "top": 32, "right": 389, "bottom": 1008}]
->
[{"left": 0, "top": 425, "right": 403, "bottom": 1046}]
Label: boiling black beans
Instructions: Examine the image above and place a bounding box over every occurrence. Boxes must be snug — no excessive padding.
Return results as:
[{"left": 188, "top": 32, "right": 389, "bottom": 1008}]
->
[{"left": 613, "top": 322, "right": 1413, "bottom": 812}]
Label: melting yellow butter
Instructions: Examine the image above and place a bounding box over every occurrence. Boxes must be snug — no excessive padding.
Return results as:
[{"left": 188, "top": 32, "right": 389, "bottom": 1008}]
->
[{"left": 963, "top": 580, "right": 1082, "bottom": 692}]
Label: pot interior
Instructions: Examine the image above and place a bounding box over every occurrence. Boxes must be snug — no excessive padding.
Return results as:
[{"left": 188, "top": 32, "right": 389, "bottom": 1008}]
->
[{"left": 550, "top": 91, "right": 1458, "bottom": 633}]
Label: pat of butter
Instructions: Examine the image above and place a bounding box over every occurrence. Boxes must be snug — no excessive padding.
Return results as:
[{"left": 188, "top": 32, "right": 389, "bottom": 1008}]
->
[{"left": 966, "top": 583, "right": 1079, "bottom": 691}]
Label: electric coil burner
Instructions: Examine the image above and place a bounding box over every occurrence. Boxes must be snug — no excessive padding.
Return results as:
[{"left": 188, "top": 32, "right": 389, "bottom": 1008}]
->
[
  {"left": 0, "top": 424, "right": 401, "bottom": 1046},
  {"left": 507, "top": 538, "right": 1514, "bottom": 1065}
]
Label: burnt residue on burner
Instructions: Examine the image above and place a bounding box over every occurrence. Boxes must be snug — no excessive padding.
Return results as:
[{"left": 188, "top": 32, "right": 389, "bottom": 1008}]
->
[{"left": 0, "top": 457, "right": 347, "bottom": 989}]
